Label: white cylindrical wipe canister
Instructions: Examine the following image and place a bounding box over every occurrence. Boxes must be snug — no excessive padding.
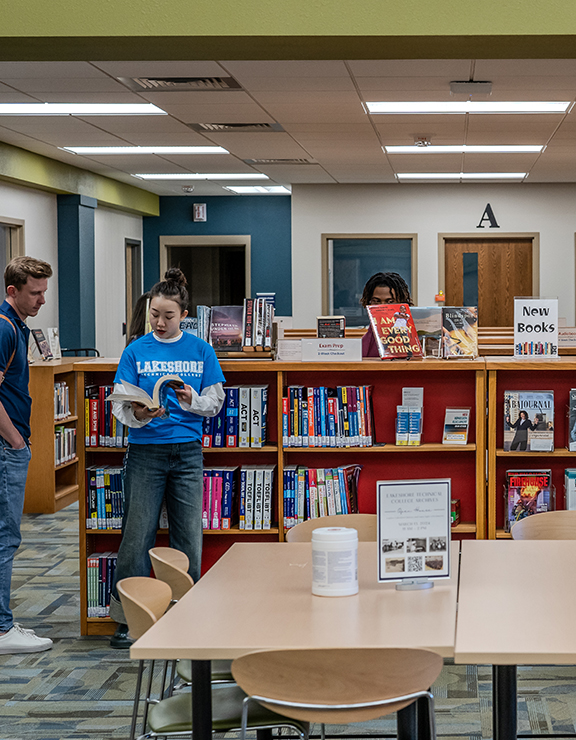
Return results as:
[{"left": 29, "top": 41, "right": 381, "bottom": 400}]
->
[{"left": 311, "top": 526, "right": 358, "bottom": 597}]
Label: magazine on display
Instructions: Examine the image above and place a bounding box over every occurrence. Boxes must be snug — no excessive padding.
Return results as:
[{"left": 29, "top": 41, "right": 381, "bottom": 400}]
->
[
  {"left": 366, "top": 304, "right": 422, "bottom": 360},
  {"left": 411, "top": 307, "right": 443, "bottom": 358},
  {"left": 503, "top": 390, "right": 554, "bottom": 452},
  {"left": 505, "top": 469, "right": 553, "bottom": 532}
]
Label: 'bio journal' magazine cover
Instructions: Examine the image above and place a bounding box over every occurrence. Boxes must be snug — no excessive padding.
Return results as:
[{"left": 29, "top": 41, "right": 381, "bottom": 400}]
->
[{"left": 503, "top": 390, "right": 554, "bottom": 452}]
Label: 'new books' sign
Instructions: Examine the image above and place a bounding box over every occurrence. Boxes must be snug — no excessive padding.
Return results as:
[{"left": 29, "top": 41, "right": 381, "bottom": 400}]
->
[{"left": 514, "top": 298, "right": 558, "bottom": 358}]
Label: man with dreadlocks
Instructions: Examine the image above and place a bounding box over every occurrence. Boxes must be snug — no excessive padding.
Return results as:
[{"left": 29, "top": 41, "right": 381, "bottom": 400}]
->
[{"left": 359, "top": 272, "right": 413, "bottom": 358}]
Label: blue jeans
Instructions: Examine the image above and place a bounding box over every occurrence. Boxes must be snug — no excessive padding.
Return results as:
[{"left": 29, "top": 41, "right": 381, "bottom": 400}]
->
[
  {"left": 0, "top": 438, "right": 31, "bottom": 631},
  {"left": 110, "top": 441, "right": 203, "bottom": 623}
]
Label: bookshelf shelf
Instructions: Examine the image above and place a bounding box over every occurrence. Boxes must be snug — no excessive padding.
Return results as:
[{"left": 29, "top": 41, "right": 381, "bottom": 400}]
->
[
  {"left": 453, "top": 522, "right": 476, "bottom": 534},
  {"left": 204, "top": 445, "right": 278, "bottom": 453},
  {"left": 87, "top": 446, "right": 127, "bottom": 453},
  {"left": 203, "top": 526, "right": 280, "bottom": 535},
  {"left": 26, "top": 359, "right": 79, "bottom": 514},
  {"left": 284, "top": 443, "right": 477, "bottom": 453},
  {"left": 496, "top": 448, "right": 576, "bottom": 457}
]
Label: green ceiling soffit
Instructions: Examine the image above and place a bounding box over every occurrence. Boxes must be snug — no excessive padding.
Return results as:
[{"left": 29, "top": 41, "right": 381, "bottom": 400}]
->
[
  {"left": 0, "top": 143, "right": 159, "bottom": 216},
  {"left": 2, "top": 0, "right": 576, "bottom": 59}
]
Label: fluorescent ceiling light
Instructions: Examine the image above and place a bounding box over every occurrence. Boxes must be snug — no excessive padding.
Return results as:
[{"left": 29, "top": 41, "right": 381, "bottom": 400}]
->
[
  {"left": 367, "top": 101, "right": 569, "bottom": 114},
  {"left": 61, "top": 145, "right": 228, "bottom": 155},
  {"left": 0, "top": 103, "right": 166, "bottom": 116},
  {"left": 132, "top": 173, "right": 269, "bottom": 180},
  {"left": 384, "top": 145, "right": 544, "bottom": 154},
  {"left": 396, "top": 172, "right": 527, "bottom": 180},
  {"left": 225, "top": 186, "right": 291, "bottom": 194}
]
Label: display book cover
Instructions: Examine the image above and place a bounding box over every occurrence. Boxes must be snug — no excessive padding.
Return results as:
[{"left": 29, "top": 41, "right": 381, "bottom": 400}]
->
[
  {"left": 503, "top": 390, "right": 554, "bottom": 452},
  {"left": 209, "top": 305, "right": 244, "bottom": 352},
  {"left": 31, "top": 328, "right": 53, "bottom": 360},
  {"left": 567, "top": 388, "right": 576, "bottom": 451},
  {"left": 505, "top": 469, "right": 553, "bottom": 532},
  {"left": 442, "top": 306, "right": 478, "bottom": 358},
  {"left": 366, "top": 304, "right": 422, "bottom": 359},
  {"left": 411, "top": 307, "right": 442, "bottom": 358}
]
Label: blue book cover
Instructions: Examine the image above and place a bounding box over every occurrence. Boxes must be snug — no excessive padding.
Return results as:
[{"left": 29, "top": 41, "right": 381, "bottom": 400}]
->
[
  {"left": 220, "top": 467, "right": 238, "bottom": 529},
  {"left": 239, "top": 468, "right": 247, "bottom": 529},
  {"left": 212, "top": 403, "right": 227, "bottom": 448},
  {"left": 305, "top": 468, "right": 310, "bottom": 519},
  {"left": 319, "top": 387, "right": 327, "bottom": 446},
  {"left": 302, "top": 394, "right": 309, "bottom": 447},
  {"left": 225, "top": 386, "right": 239, "bottom": 447},
  {"left": 313, "top": 387, "right": 321, "bottom": 446}
]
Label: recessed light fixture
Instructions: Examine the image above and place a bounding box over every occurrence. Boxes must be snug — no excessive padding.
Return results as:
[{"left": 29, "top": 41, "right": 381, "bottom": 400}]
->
[
  {"left": 396, "top": 172, "right": 527, "bottom": 180},
  {"left": 61, "top": 146, "right": 228, "bottom": 155},
  {"left": 384, "top": 145, "right": 544, "bottom": 154},
  {"left": 225, "top": 186, "right": 291, "bottom": 194},
  {"left": 0, "top": 103, "right": 166, "bottom": 116},
  {"left": 132, "top": 173, "right": 269, "bottom": 180},
  {"left": 367, "top": 102, "right": 570, "bottom": 114}
]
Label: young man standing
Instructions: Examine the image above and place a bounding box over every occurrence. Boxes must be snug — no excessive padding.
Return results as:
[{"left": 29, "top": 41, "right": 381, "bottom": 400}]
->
[{"left": 0, "top": 256, "right": 54, "bottom": 654}]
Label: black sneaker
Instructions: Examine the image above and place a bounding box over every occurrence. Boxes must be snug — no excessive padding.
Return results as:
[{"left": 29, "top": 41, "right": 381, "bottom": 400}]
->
[{"left": 110, "top": 623, "right": 134, "bottom": 649}]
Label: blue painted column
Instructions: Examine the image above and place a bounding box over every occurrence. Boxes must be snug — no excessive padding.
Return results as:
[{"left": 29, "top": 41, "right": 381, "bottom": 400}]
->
[{"left": 57, "top": 194, "right": 97, "bottom": 350}]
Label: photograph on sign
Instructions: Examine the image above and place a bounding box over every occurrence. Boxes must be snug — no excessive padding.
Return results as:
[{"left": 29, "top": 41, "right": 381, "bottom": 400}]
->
[
  {"left": 514, "top": 297, "right": 558, "bottom": 358},
  {"left": 377, "top": 478, "right": 451, "bottom": 584}
]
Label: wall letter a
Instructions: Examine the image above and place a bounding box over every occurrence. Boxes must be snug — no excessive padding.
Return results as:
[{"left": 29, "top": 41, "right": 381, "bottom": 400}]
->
[{"left": 477, "top": 203, "right": 500, "bottom": 228}]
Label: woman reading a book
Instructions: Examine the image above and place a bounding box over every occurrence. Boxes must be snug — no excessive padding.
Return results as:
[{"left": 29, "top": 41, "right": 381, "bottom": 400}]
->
[
  {"left": 108, "top": 268, "right": 225, "bottom": 648},
  {"left": 359, "top": 272, "right": 413, "bottom": 357}
]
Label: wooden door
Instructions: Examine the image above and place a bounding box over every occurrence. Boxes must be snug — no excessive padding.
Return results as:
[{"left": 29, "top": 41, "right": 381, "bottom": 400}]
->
[{"left": 444, "top": 238, "right": 533, "bottom": 327}]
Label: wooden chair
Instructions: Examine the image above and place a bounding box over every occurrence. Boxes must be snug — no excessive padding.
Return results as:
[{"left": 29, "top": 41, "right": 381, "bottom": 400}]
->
[
  {"left": 511, "top": 510, "right": 576, "bottom": 540},
  {"left": 232, "top": 647, "right": 443, "bottom": 740},
  {"left": 286, "top": 513, "right": 377, "bottom": 543},
  {"left": 148, "top": 546, "right": 232, "bottom": 684},
  {"left": 119, "top": 577, "right": 308, "bottom": 740}
]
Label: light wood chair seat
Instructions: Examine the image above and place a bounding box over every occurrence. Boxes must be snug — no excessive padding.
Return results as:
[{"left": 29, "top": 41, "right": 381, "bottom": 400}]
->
[
  {"left": 149, "top": 547, "right": 194, "bottom": 600},
  {"left": 286, "top": 513, "right": 377, "bottom": 543},
  {"left": 232, "top": 647, "right": 443, "bottom": 737},
  {"left": 511, "top": 510, "right": 576, "bottom": 540}
]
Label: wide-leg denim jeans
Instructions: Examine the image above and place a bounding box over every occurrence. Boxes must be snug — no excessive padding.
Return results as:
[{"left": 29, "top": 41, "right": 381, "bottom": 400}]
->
[
  {"left": 0, "top": 438, "right": 31, "bottom": 631},
  {"left": 109, "top": 440, "right": 203, "bottom": 624}
]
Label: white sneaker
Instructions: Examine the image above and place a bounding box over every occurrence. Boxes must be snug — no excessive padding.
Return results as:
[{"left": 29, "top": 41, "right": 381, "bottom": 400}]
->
[{"left": 0, "top": 624, "right": 53, "bottom": 654}]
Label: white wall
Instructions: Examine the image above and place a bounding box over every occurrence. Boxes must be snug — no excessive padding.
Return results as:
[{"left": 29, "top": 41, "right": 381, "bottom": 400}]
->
[
  {"left": 292, "top": 183, "right": 576, "bottom": 328},
  {"left": 0, "top": 181, "right": 59, "bottom": 330},
  {"left": 94, "top": 206, "right": 143, "bottom": 358}
]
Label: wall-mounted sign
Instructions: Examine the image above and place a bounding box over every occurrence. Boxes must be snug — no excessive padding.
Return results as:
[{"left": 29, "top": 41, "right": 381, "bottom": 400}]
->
[
  {"left": 377, "top": 478, "right": 451, "bottom": 588},
  {"left": 514, "top": 297, "right": 558, "bottom": 357},
  {"left": 193, "top": 203, "right": 207, "bottom": 222},
  {"left": 477, "top": 203, "right": 500, "bottom": 228}
]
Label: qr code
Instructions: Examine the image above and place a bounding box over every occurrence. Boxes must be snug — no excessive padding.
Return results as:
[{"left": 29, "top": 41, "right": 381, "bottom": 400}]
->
[{"left": 407, "top": 556, "right": 423, "bottom": 572}]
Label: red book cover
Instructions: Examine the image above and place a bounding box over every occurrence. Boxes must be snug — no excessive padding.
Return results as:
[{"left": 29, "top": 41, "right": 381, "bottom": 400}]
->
[
  {"left": 366, "top": 304, "right": 422, "bottom": 360},
  {"left": 89, "top": 398, "right": 99, "bottom": 447}
]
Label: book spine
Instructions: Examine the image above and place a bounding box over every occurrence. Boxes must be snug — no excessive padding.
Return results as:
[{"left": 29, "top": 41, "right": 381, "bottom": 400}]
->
[
  {"left": 296, "top": 467, "right": 306, "bottom": 524},
  {"left": 211, "top": 472, "right": 222, "bottom": 530},
  {"left": 319, "top": 387, "right": 327, "bottom": 447},
  {"left": 325, "top": 469, "right": 336, "bottom": 515},
  {"left": 332, "top": 468, "right": 343, "bottom": 515},
  {"left": 239, "top": 468, "right": 246, "bottom": 529},
  {"left": 239, "top": 387, "right": 250, "bottom": 447},
  {"left": 212, "top": 403, "right": 226, "bottom": 448},
  {"left": 307, "top": 387, "right": 315, "bottom": 447},
  {"left": 244, "top": 468, "right": 255, "bottom": 530},
  {"left": 202, "top": 415, "right": 213, "bottom": 448},
  {"left": 317, "top": 468, "right": 327, "bottom": 518},
  {"left": 263, "top": 466, "right": 273, "bottom": 530},
  {"left": 225, "top": 387, "right": 239, "bottom": 447},
  {"left": 408, "top": 407, "right": 422, "bottom": 445},
  {"left": 296, "top": 387, "right": 303, "bottom": 447},
  {"left": 220, "top": 469, "right": 234, "bottom": 530},
  {"left": 302, "top": 391, "right": 309, "bottom": 447},
  {"left": 202, "top": 471, "right": 211, "bottom": 529},
  {"left": 254, "top": 467, "right": 264, "bottom": 530},
  {"left": 337, "top": 468, "right": 349, "bottom": 514},
  {"left": 250, "top": 387, "right": 263, "bottom": 448},
  {"left": 242, "top": 298, "right": 254, "bottom": 348},
  {"left": 282, "top": 397, "right": 289, "bottom": 448},
  {"left": 364, "top": 386, "right": 374, "bottom": 446},
  {"left": 396, "top": 405, "right": 410, "bottom": 445}
]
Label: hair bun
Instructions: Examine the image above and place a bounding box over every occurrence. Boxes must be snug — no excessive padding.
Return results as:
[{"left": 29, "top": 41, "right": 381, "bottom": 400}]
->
[{"left": 164, "top": 267, "right": 187, "bottom": 287}]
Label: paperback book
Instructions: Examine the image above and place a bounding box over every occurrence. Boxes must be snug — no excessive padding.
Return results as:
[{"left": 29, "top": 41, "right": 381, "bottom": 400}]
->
[
  {"left": 505, "top": 469, "right": 553, "bottom": 532},
  {"left": 31, "top": 328, "right": 53, "bottom": 360},
  {"left": 503, "top": 390, "right": 554, "bottom": 452},
  {"left": 568, "top": 389, "right": 576, "bottom": 451},
  {"left": 317, "top": 316, "right": 346, "bottom": 338},
  {"left": 366, "top": 304, "right": 422, "bottom": 360},
  {"left": 209, "top": 305, "right": 244, "bottom": 352},
  {"left": 442, "top": 306, "right": 478, "bottom": 359},
  {"left": 442, "top": 408, "right": 471, "bottom": 445},
  {"left": 411, "top": 307, "right": 443, "bottom": 358}
]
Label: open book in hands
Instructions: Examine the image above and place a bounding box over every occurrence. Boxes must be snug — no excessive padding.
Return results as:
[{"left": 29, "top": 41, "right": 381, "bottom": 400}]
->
[{"left": 106, "top": 374, "right": 185, "bottom": 417}]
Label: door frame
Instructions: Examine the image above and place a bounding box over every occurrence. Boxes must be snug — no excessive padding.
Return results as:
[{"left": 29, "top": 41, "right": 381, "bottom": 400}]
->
[
  {"left": 321, "top": 233, "right": 418, "bottom": 315},
  {"left": 0, "top": 216, "right": 25, "bottom": 258},
  {"left": 438, "top": 232, "right": 540, "bottom": 298},
  {"left": 159, "top": 234, "right": 251, "bottom": 298}
]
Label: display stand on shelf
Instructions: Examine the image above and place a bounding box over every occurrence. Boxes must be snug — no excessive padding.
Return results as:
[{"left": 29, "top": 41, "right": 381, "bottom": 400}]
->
[
  {"left": 486, "top": 356, "right": 576, "bottom": 539},
  {"left": 25, "top": 358, "right": 79, "bottom": 514}
]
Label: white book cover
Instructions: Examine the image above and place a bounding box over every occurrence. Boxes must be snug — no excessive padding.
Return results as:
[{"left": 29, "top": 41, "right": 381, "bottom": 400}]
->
[
  {"left": 244, "top": 467, "right": 255, "bottom": 530},
  {"left": 239, "top": 387, "right": 251, "bottom": 447},
  {"left": 442, "top": 408, "right": 471, "bottom": 445},
  {"left": 263, "top": 465, "right": 274, "bottom": 530},
  {"left": 253, "top": 466, "right": 264, "bottom": 530},
  {"left": 250, "top": 386, "right": 267, "bottom": 447},
  {"left": 325, "top": 470, "right": 336, "bottom": 515},
  {"left": 316, "top": 468, "right": 328, "bottom": 517}
]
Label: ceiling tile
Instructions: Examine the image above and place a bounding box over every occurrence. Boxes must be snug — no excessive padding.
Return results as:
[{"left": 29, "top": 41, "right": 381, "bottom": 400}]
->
[
  {"left": 237, "top": 76, "right": 356, "bottom": 92},
  {"left": 0, "top": 61, "right": 105, "bottom": 78},
  {"left": 462, "top": 153, "right": 541, "bottom": 170},
  {"left": 252, "top": 91, "right": 362, "bottom": 105},
  {"left": 153, "top": 103, "right": 274, "bottom": 123},
  {"left": 74, "top": 116, "right": 196, "bottom": 135},
  {"left": 197, "top": 133, "right": 311, "bottom": 159},
  {"left": 250, "top": 163, "right": 335, "bottom": 183},
  {"left": 220, "top": 61, "right": 349, "bottom": 78},
  {"left": 387, "top": 154, "right": 463, "bottom": 172},
  {"left": 253, "top": 103, "right": 366, "bottom": 124},
  {"left": 347, "top": 60, "right": 471, "bottom": 77},
  {"left": 323, "top": 165, "right": 397, "bottom": 183},
  {"left": 356, "top": 77, "right": 456, "bottom": 93},
  {"left": 0, "top": 92, "right": 38, "bottom": 103},
  {"left": 90, "top": 61, "right": 227, "bottom": 77},
  {"left": 135, "top": 90, "right": 255, "bottom": 106},
  {"left": 3, "top": 77, "right": 129, "bottom": 93},
  {"left": 32, "top": 92, "right": 147, "bottom": 104},
  {"left": 475, "top": 59, "right": 576, "bottom": 77},
  {"left": 152, "top": 155, "right": 255, "bottom": 172}
]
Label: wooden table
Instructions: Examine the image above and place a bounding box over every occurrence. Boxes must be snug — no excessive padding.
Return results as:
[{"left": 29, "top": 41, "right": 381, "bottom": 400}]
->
[
  {"left": 455, "top": 539, "right": 576, "bottom": 740},
  {"left": 132, "top": 541, "right": 460, "bottom": 740}
]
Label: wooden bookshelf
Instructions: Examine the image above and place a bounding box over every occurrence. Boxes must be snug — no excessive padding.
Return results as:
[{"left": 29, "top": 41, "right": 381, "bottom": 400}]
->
[{"left": 25, "top": 359, "right": 79, "bottom": 514}]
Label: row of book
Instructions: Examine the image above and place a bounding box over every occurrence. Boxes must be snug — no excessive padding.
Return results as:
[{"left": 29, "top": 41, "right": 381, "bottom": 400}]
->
[
  {"left": 87, "top": 552, "right": 117, "bottom": 617},
  {"left": 282, "top": 386, "right": 374, "bottom": 448},
  {"left": 54, "top": 381, "right": 71, "bottom": 420},
  {"left": 85, "top": 466, "right": 124, "bottom": 529},
  {"left": 182, "top": 296, "right": 275, "bottom": 353},
  {"left": 55, "top": 426, "right": 77, "bottom": 466},
  {"left": 367, "top": 304, "right": 478, "bottom": 360},
  {"left": 204, "top": 464, "right": 276, "bottom": 531},
  {"left": 85, "top": 384, "right": 128, "bottom": 448},
  {"left": 202, "top": 385, "right": 268, "bottom": 448},
  {"left": 283, "top": 464, "right": 361, "bottom": 529}
]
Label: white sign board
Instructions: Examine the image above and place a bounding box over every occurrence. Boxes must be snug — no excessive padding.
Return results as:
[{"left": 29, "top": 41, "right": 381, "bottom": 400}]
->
[
  {"left": 514, "top": 298, "right": 558, "bottom": 357},
  {"left": 377, "top": 478, "right": 451, "bottom": 583},
  {"left": 301, "top": 338, "right": 362, "bottom": 362}
]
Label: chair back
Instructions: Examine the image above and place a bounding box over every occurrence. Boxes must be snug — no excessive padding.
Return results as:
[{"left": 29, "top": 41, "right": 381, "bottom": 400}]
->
[
  {"left": 286, "top": 514, "right": 377, "bottom": 543},
  {"left": 117, "top": 577, "right": 172, "bottom": 639},
  {"left": 232, "top": 647, "right": 442, "bottom": 723},
  {"left": 149, "top": 547, "right": 194, "bottom": 600},
  {"left": 511, "top": 510, "right": 576, "bottom": 540}
]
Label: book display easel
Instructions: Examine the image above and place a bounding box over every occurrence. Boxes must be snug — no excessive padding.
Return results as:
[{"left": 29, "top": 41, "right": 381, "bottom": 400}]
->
[
  {"left": 73, "top": 357, "right": 486, "bottom": 636},
  {"left": 486, "top": 356, "right": 576, "bottom": 538},
  {"left": 25, "top": 359, "right": 79, "bottom": 514}
]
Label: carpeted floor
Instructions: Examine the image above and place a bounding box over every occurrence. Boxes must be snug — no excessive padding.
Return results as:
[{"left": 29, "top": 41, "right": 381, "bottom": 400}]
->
[{"left": 2, "top": 504, "right": 576, "bottom": 739}]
